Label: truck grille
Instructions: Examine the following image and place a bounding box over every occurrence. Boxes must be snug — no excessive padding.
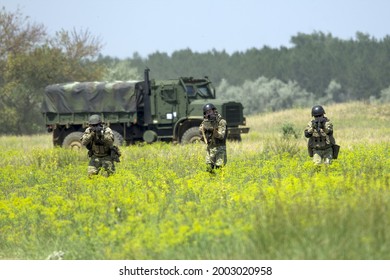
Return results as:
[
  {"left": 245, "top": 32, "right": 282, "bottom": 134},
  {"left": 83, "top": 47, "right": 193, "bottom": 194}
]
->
[{"left": 222, "top": 102, "right": 244, "bottom": 126}]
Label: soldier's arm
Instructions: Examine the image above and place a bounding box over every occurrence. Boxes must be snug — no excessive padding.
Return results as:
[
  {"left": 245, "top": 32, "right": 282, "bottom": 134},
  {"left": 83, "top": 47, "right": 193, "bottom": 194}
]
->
[
  {"left": 304, "top": 121, "right": 314, "bottom": 138},
  {"left": 102, "top": 127, "right": 114, "bottom": 145},
  {"left": 323, "top": 120, "right": 333, "bottom": 135},
  {"left": 199, "top": 122, "right": 204, "bottom": 134},
  {"left": 214, "top": 119, "right": 227, "bottom": 139},
  {"left": 81, "top": 128, "right": 94, "bottom": 145}
]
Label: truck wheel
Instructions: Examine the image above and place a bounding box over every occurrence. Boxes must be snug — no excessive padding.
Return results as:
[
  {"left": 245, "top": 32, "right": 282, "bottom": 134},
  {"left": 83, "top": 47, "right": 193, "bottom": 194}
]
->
[
  {"left": 112, "top": 130, "right": 124, "bottom": 146},
  {"left": 181, "top": 127, "right": 202, "bottom": 144},
  {"left": 62, "top": 132, "right": 84, "bottom": 150}
]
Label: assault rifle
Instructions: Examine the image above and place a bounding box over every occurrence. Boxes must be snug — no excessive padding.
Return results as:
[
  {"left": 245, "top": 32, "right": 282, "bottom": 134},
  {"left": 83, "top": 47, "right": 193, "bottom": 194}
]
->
[
  {"left": 202, "top": 114, "right": 217, "bottom": 144},
  {"left": 85, "top": 125, "right": 104, "bottom": 157},
  {"left": 312, "top": 116, "right": 326, "bottom": 133},
  {"left": 91, "top": 125, "right": 104, "bottom": 145},
  {"left": 86, "top": 125, "right": 121, "bottom": 162},
  {"left": 91, "top": 124, "right": 103, "bottom": 135}
]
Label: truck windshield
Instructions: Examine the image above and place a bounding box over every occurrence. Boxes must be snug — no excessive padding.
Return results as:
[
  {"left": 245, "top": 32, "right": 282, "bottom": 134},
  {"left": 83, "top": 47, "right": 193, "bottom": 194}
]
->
[
  {"left": 196, "top": 85, "right": 213, "bottom": 98},
  {"left": 186, "top": 84, "right": 214, "bottom": 99}
]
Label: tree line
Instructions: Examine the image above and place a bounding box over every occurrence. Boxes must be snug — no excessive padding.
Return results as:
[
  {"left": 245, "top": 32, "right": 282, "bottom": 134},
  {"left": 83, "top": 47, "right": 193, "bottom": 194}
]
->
[
  {"left": 1, "top": 7, "right": 389, "bottom": 134},
  {"left": 118, "top": 31, "right": 390, "bottom": 115}
]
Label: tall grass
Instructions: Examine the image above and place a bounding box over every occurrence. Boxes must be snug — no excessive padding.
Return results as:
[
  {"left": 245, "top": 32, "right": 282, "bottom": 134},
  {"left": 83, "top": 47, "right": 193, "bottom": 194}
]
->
[{"left": 0, "top": 102, "right": 389, "bottom": 259}]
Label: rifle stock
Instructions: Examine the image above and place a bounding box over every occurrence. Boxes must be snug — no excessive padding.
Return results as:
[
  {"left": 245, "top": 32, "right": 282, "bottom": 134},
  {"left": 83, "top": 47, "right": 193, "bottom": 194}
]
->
[{"left": 201, "top": 127, "right": 208, "bottom": 144}]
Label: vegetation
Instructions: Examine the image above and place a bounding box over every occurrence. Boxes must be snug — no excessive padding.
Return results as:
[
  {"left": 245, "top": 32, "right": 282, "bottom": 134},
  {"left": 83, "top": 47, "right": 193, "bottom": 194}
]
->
[
  {"left": 0, "top": 7, "right": 104, "bottom": 134},
  {"left": 1, "top": 7, "right": 389, "bottom": 259},
  {"left": 1, "top": 102, "right": 389, "bottom": 260},
  {"left": 1, "top": 7, "right": 390, "bottom": 134},
  {"left": 126, "top": 32, "right": 390, "bottom": 115}
]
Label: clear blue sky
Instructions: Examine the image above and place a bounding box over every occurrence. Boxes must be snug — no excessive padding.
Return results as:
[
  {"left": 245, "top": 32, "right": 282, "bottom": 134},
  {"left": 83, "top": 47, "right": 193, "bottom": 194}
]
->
[{"left": 2, "top": 0, "right": 390, "bottom": 58}]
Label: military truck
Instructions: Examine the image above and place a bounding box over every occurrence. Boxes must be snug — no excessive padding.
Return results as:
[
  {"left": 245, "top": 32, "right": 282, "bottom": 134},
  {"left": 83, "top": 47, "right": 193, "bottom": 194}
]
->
[{"left": 42, "top": 69, "right": 249, "bottom": 148}]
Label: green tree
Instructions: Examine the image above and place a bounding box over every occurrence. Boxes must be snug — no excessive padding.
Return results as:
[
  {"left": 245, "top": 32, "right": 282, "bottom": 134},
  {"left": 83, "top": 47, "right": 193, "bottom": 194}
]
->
[
  {"left": 101, "top": 58, "right": 140, "bottom": 81},
  {"left": 48, "top": 28, "right": 104, "bottom": 81},
  {"left": 379, "top": 86, "right": 390, "bottom": 103},
  {"left": 217, "top": 77, "right": 314, "bottom": 115},
  {"left": 0, "top": 7, "right": 46, "bottom": 133},
  {"left": 0, "top": 7, "right": 104, "bottom": 134}
]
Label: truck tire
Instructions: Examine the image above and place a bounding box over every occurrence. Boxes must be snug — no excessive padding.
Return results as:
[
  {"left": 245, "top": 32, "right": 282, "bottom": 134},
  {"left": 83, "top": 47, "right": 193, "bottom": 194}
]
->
[
  {"left": 112, "top": 130, "right": 124, "bottom": 146},
  {"left": 62, "top": 131, "right": 84, "bottom": 150},
  {"left": 181, "top": 127, "right": 202, "bottom": 144}
]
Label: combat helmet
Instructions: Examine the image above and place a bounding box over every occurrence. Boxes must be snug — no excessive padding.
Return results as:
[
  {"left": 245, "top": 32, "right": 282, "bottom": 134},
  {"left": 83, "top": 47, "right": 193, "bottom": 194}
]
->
[
  {"left": 203, "top": 103, "right": 216, "bottom": 115},
  {"left": 89, "top": 114, "right": 102, "bottom": 125},
  {"left": 311, "top": 105, "right": 325, "bottom": 117}
]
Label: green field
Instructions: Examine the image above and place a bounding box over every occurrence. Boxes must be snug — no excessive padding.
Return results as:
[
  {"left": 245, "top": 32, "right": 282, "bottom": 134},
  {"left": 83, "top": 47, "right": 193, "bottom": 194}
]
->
[{"left": 0, "top": 102, "right": 389, "bottom": 259}]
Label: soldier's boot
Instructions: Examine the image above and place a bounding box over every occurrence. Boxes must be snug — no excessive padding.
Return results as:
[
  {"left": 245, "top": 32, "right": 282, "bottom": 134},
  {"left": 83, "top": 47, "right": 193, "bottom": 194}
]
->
[{"left": 206, "top": 164, "right": 215, "bottom": 173}]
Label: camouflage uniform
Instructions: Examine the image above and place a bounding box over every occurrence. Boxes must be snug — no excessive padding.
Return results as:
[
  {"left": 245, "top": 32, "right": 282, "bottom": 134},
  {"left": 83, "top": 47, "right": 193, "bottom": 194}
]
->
[
  {"left": 199, "top": 112, "right": 227, "bottom": 172},
  {"left": 304, "top": 106, "right": 336, "bottom": 165},
  {"left": 81, "top": 124, "right": 115, "bottom": 177}
]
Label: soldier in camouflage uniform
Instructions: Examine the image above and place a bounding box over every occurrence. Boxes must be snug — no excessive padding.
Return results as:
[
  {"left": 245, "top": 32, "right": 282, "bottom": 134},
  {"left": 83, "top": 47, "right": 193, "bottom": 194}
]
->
[
  {"left": 199, "top": 103, "right": 227, "bottom": 172},
  {"left": 304, "top": 105, "right": 337, "bottom": 165},
  {"left": 81, "top": 114, "right": 116, "bottom": 177}
]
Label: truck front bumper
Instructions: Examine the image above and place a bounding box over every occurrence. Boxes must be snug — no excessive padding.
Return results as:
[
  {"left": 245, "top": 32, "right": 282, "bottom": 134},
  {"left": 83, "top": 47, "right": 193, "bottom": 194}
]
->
[{"left": 228, "top": 127, "right": 250, "bottom": 135}]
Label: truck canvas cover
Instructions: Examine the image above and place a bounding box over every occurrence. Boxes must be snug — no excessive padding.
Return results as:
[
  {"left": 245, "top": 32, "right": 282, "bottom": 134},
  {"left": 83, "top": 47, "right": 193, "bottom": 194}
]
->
[{"left": 42, "top": 81, "right": 141, "bottom": 113}]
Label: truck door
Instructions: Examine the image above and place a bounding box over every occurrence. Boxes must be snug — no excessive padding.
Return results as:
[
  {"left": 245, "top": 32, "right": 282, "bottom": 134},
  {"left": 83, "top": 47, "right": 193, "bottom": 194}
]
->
[{"left": 154, "top": 84, "right": 187, "bottom": 125}]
